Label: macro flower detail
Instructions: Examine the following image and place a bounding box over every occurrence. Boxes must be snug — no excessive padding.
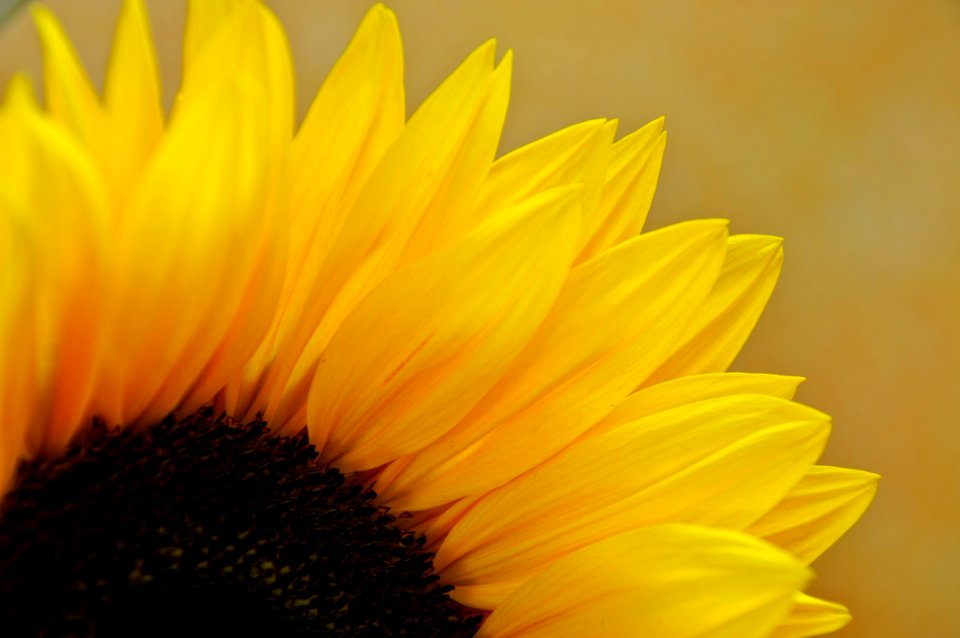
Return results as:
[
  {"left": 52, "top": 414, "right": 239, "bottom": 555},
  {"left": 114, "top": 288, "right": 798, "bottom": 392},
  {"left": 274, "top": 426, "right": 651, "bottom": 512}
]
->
[{"left": 0, "top": 1, "right": 877, "bottom": 636}]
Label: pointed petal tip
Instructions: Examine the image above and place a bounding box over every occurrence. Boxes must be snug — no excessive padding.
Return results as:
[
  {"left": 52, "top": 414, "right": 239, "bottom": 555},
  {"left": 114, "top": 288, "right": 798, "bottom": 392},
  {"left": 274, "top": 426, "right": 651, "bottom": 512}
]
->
[
  {"left": 3, "top": 73, "right": 36, "bottom": 108},
  {"left": 821, "top": 465, "right": 882, "bottom": 484},
  {"left": 684, "top": 217, "right": 730, "bottom": 238},
  {"left": 643, "top": 115, "right": 666, "bottom": 136},
  {"left": 731, "top": 234, "right": 785, "bottom": 263},
  {"left": 29, "top": 3, "right": 54, "bottom": 23},
  {"left": 30, "top": 4, "right": 62, "bottom": 42},
  {"left": 497, "top": 47, "right": 513, "bottom": 70}
]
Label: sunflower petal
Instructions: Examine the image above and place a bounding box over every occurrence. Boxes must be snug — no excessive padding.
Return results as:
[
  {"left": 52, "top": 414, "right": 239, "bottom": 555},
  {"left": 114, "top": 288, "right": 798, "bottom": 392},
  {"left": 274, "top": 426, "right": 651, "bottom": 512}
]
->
[
  {"left": 102, "top": 0, "right": 164, "bottom": 205},
  {"left": 435, "top": 395, "right": 829, "bottom": 608},
  {"left": 0, "top": 87, "right": 107, "bottom": 451},
  {"left": 474, "top": 118, "right": 616, "bottom": 247},
  {"left": 380, "top": 219, "right": 728, "bottom": 511},
  {"left": 577, "top": 118, "right": 666, "bottom": 262},
  {"left": 474, "top": 118, "right": 610, "bottom": 216},
  {"left": 31, "top": 5, "right": 103, "bottom": 150},
  {"left": 0, "top": 170, "right": 36, "bottom": 494},
  {"left": 177, "top": 0, "right": 293, "bottom": 162},
  {"left": 475, "top": 525, "right": 809, "bottom": 638},
  {"left": 309, "top": 185, "right": 582, "bottom": 470},
  {"left": 96, "top": 71, "right": 274, "bottom": 426},
  {"left": 181, "top": 0, "right": 245, "bottom": 76},
  {"left": 226, "top": 3, "right": 405, "bottom": 419},
  {"left": 585, "top": 371, "right": 804, "bottom": 438},
  {"left": 770, "top": 594, "right": 851, "bottom": 638},
  {"left": 258, "top": 41, "right": 511, "bottom": 428},
  {"left": 646, "top": 234, "right": 784, "bottom": 384},
  {"left": 143, "top": 1, "right": 293, "bottom": 420},
  {"left": 746, "top": 466, "right": 879, "bottom": 563}
]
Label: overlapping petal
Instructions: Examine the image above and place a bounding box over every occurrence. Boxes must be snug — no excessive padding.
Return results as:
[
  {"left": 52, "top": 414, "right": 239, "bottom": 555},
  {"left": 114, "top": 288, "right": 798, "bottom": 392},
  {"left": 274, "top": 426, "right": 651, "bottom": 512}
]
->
[
  {"left": 577, "top": 117, "right": 666, "bottom": 262},
  {"left": 646, "top": 233, "right": 784, "bottom": 385},
  {"left": 102, "top": 0, "right": 164, "bottom": 206},
  {"left": 770, "top": 594, "right": 851, "bottom": 638},
  {"left": 225, "top": 4, "right": 406, "bottom": 421},
  {"left": 308, "top": 186, "right": 583, "bottom": 470},
  {"left": 242, "top": 38, "right": 513, "bottom": 431},
  {"left": 31, "top": 6, "right": 103, "bottom": 154},
  {"left": 475, "top": 525, "right": 810, "bottom": 638},
  {"left": 377, "top": 219, "right": 727, "bottom": 511},
  {"left": 747, "top": 466, "right": 879, "bottom": 563},
  {"left": 435, "top": 395, "right": 830, "bottom": 608},
  {"left": 0, "top": 78, "right": 108, "bottom": 452}
]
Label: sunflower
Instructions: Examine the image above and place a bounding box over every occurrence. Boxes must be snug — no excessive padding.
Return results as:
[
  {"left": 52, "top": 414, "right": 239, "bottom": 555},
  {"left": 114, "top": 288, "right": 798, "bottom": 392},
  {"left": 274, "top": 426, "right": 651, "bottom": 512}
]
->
[{"left": 0, "top": 1, "right": 876, "bottom": 636}]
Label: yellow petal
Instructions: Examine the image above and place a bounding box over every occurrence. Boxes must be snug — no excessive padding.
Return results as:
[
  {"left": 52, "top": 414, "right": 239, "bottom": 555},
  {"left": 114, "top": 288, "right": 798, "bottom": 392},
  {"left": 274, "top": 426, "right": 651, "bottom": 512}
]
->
[
  {"left": 435, "top": 394, "right": 829, "bottom": 609},
  {"left": 379, "top": 219, "right": 728, "bottom": 512},
  {"left": 646, "top": 234, "right": 783, "bottom": 385},
  {"left": 0, "top": 88, "right": 108, "bottom": 452},
  {"left": 308, "top": 185, "right": 582, "bottom": 471},
  {"left": 31, "top": 5, "right": 103, "bottom": 150},
  {"left": 473, "top": 118, "right": 616, "bottom": 247},
  {"left": 746, "top": 465, "right": 879, "bottom": 564},
  {"left": 2, "top": 73, "right": 38, "bottom": 109},
  {"left": 148, "top": 0, "right": 293, "bottom": 419},
  {"left": 95, "top": 72, "right": 276, "bottom": 427},
  {"left": 252, "top": 41, "right": 511, "bottom": 428},
  {"left": 227, "top": 3, "right": 404, "bottom": 418},
  {"left": 180, "top": 1, "right": 293, "bottom": 158},
  {"left": 181, "top": 0, "right": 246, "bottom": 76},
  {"left": 475, "top": 525, "right": 809, "bottom": 638},
  {"left": 102, "top": 0, "right": 164, "bottom": 206},
  {"left": 398, "top": 49, "right": 512, "bottom": 262},
  {"left": 310, "top": 37, "right": 499, "bottom": 298},
  {"left": 585, "top": 371, "right": 804, "bottom": 438},
  {"left": 770, "top": 594, "right": 851, "bottom": 638},
  {"left": 577, "top": 118, "right": 666, "bottom": 263}
]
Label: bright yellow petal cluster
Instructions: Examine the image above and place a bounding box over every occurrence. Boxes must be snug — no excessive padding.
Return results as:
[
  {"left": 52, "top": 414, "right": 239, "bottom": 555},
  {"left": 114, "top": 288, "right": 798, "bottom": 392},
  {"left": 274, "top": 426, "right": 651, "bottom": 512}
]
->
[{"left": 0, "top": 1, "right": 876, "bottom": 635}]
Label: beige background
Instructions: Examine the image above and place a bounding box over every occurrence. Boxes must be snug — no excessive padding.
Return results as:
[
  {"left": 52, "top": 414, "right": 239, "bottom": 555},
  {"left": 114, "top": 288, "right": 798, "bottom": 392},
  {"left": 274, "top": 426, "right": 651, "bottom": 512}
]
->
[{"left": 2, "top": 1, "right": 958, "bottom": 636}]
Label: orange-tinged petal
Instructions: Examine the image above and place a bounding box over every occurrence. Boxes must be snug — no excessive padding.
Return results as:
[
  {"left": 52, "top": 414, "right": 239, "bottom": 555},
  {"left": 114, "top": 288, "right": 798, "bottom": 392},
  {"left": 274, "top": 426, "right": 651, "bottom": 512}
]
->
[
  {"left": 475, "top": 525, "right": 809, "bottom": 638},
  {"left": 102, "top": 0, "right": 164, "bottom": 207},
  {"left": 0, "top": 86, "right": 108, "bottom": 452},
  {"left": 0, "top": 191, "right": 35, "bottom": 496},
  {"left": 309, "top": 185, "right": 582, "bottom": 470},
  {"left": 746, "top": 465, "right": 879, "bottom": 564},
  {"left": 646, "top": 233, "right": 783, "bottom": 385},
  {"left": 435, "top": 394, "right": 830, "bottom": 608},
  {"left": 31, "top": 5, "right": 103, "bottom": 152},
  {"left": 770, "top": 594, "right": 851, "bottom": 638},
  {"left": 576, "top": 118, "right": 666, "bottom": 263},
  {"left": 379, "top": 219, "right": 728, "bottom": 511},
  {"left": 226, "top": 5, "right": 405, "bottom": 421},
  {"left": 253, "top": 41, "right": 510, "bottom": 428}
]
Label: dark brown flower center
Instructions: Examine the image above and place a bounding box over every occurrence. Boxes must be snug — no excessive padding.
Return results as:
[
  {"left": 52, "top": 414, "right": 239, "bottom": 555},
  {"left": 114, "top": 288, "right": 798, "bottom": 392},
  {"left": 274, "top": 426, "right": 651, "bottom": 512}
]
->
[{"left": 0, "top": 409, "right": 480, "bottom": 637}]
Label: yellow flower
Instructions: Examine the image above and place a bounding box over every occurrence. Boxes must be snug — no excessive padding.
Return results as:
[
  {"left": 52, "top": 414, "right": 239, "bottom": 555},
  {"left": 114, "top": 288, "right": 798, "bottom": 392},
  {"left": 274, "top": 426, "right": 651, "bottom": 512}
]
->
[{"left": 0, "top": 1, "right": 876, "bottom": 636}]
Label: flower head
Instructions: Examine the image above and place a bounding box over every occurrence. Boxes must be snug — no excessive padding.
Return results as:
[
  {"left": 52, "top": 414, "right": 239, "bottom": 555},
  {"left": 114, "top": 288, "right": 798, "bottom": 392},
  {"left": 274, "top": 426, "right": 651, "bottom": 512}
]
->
[{"left": 0, "top": 1, "right": 876, "bottom": 635}]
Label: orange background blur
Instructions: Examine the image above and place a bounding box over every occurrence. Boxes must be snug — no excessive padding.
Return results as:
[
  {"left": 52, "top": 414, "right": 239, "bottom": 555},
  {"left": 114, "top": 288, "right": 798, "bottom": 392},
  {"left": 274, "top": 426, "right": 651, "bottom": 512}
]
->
[{"left": 2, "top": 1, "right": 958, "bottom": 636}]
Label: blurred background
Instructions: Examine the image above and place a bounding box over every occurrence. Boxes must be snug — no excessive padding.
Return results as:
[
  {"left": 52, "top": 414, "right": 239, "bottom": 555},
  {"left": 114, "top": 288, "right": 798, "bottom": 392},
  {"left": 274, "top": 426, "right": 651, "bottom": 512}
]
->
[{"left": 1, "top": 1, "right": 958, "bottom": 635}]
